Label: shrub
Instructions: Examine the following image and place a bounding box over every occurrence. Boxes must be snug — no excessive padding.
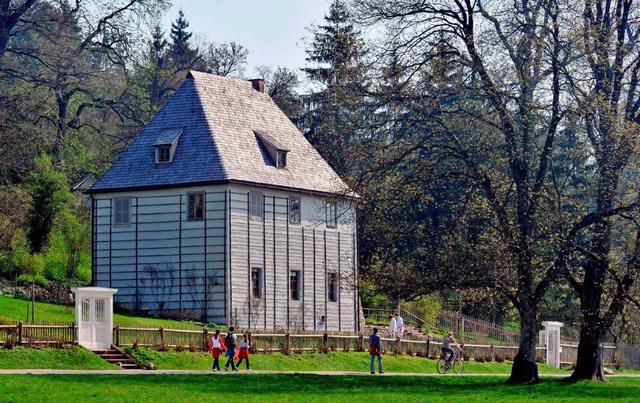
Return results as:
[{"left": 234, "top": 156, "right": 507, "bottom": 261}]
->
[
  {"left": 342, "top": 342, "right": 349, "bottom": 352},
  {"left": 475, "top": 355, "right": 485, "bottom": 363},
  {"left": 188, "top": 339, "right": 197, "bottom": 352},
  {"left": 157, "top": 340, "right": 170, "bottom": 352},
  {"left": 406, "top": 346, "right": 414, "bottom": 356},
  {"left": 495, "top": 354, "right": 505, "bottom": 363},
  {"left": 174, "top": 344, "right": 185, "bottom": 352}
]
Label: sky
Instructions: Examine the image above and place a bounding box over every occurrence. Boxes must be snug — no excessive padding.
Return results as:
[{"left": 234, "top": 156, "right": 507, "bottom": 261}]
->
[{"left": 162, "top": 0, "right": 334, "bottom": 76}]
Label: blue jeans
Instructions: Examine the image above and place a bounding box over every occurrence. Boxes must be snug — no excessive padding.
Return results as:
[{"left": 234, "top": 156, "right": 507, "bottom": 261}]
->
[
  {"left": 225, "top": 348, "right": 237, "bottom": 370},
  {"left": 442, "top": 347, "right": 455, "bottom": 362},
  {"left": 370, "top": 354, "right": 382, "bottom": 372}
]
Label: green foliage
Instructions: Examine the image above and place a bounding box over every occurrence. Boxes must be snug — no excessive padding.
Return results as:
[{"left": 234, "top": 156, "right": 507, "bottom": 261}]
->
[
  {"left": 403, "top": 294, "right": 441, "bottom": 325},
  {"left": 24, "top": 155, "right": 72, "bottom": 254},
  {"left": 359, "top": 280, "right": 390, "bottom": 308}
]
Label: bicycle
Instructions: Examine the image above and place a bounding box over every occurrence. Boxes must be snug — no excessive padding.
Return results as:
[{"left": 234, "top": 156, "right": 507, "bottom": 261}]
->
[{"left": 436, "top": 349, "right": 464, "bottom": 374}]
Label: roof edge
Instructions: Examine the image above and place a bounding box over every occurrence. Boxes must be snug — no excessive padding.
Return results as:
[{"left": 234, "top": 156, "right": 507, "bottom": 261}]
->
[{"left": 86, "top": 179, "right": 360, "bottom": 200}]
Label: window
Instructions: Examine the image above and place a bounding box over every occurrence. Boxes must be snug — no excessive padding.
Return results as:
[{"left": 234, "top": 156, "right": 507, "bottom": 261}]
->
[
  {"left": 328, "top": 273, "right": 338, "bottom": 302},
  {"left": 251, "top": 268, "right": 263, "bottom": 298},
  {"left": 154, "top": 129, "right": 182, "bottom": 163},
  {"left": 276, "top": 150, "right": 287, "bottom": 168},
  {"left": 289, "top": 196, "right": 301, "bottom": 224},
  {"left": 326, "top": 201, "right": 337, "bottom": 228},
  {"left": 113, "top": 197, "right": 131, "bottom": 225},
  {"left": 158, "top": 145, "right": 171, "bottom": 162},
  {"left": 250, "top": 191, "right": 263, "bottom": 219},
  {"left": 290, "top": 270, "right": 301, "bottom": 301},
  {"left": 188, "top": 192, "right": 204, "bottom": 220}
]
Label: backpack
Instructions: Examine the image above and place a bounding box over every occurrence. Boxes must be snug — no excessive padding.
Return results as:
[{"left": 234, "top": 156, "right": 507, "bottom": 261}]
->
[{"left": 224, "top": 332, "right": 234, "bottom": 348}]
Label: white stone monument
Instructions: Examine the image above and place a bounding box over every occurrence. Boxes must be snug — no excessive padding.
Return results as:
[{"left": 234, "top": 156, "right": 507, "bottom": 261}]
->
[
  {"left": 71, "top": 287, "right": 117, "bottom": 350},
  {"left": 540, "top": 321, "right": 564, "bottom": 368}
]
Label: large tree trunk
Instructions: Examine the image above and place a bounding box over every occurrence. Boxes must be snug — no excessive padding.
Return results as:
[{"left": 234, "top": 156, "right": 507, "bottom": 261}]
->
[
  {"left": 506, "top": 301, "right": 539, "bottom": 383},
  {"left": 571, "top": 324, "right": 606, "bottom": 381}
]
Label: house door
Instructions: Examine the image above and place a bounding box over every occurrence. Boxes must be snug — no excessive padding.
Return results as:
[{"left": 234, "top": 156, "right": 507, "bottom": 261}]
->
[{"left": 78, "top": 298, "right": 109, "bottom": 350}]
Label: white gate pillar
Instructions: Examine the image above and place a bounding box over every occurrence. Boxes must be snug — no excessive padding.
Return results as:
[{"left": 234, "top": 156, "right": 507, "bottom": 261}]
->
[
  {"left": 541, "top": 321, "right": 564, "bottom": 368},
  {"left": 71, "top": 287, "right": 117, "bottom": 350}
]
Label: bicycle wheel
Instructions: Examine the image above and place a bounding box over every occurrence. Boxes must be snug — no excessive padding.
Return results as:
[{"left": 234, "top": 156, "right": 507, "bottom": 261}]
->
[
  {"left": 436, "top": 358, "right": 447, "bottom": 374},
  {"left": 452, "top": 358, "right": 464, "bottom": 374}
]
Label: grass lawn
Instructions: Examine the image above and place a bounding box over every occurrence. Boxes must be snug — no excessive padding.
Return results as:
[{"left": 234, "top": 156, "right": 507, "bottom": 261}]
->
[
  {"left": 1, "top": 374, "right": 639, "bottom": 402},
  {"left": 0, "top": 294, "right": 206, "bottom": 328},
  {"left": 0, "top": 346, "right": 569, "bottom": 375}
]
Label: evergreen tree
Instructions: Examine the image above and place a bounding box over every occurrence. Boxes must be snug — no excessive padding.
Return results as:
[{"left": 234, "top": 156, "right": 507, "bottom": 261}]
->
[
  {"left": 302, "top": 0, "right": 368, "bottom": 178},
  {"left": 168, "top": 10, "right": 200, "bottom": 70}
]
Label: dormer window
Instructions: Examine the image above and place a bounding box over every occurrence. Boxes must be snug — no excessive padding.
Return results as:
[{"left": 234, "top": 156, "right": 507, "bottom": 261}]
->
[
  {"left": 154, "top": 129, "right": 183, "bottom": 164},
  {"left": 254, "top": 130, "right": 290, "bottom": 169}
]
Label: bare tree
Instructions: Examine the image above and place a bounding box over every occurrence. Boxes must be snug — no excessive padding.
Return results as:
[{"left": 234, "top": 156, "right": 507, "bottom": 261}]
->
[
  {"left": 355, "top": 0, "right": 567, "bottom": 383},
  {"left": 142, "top": 262, "right": 175, "bottom": 318},
  {"left": 202, "top": 41, "right": 248, "bottom": 77}
]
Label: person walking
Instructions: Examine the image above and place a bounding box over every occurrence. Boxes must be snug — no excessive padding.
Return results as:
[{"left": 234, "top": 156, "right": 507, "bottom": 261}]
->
[
  {"left": 224, "top": 325, "right": 238, "bottom": 371},
  {"left": 236, "top": 333, "right": 251, "bottom": 371},
  {"left": 368, "top": 327, "right": 383, "bottom": 374},
  {"left": 208, "top": 329, "right": 226, "bottom": 372},
  {"left": 395, "top": 312, "right": 405, "bottom": 338},
  {"left": 388, "top": 314, "right": 397, "bottom": 338}
]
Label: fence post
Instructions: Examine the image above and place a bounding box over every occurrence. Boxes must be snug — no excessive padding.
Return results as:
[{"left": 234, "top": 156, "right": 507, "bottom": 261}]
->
[
  {"left": 115, "top": 326, "right": 120, "bottom": 346},
  {"left": 71, "top": 322, "right": 76, "bottom": 345},
  {"left": 426, "top": 335, "right": 431, "bottom": 358},
  {"left": 322, "top": 333, "right": 328, "bottom": 353},
  {"left": 159, "top": 327, "right": 164, "bottom": 345},
  {"left": 202, "top": 328, "right": 208, "bottom": 351},
  {"left": 358, "top": 333, "right": 363, "bottom": 352},
  {"left": 17, "top": 321, "right": 23, "bottom": 344},
  {"left": 284, "top": 333, "right": 290, "bottom": 355}
]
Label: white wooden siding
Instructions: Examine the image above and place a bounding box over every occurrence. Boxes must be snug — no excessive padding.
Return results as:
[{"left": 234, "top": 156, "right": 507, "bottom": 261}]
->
[{"left": 92, "top": 185, "right": 358, "bottom": 331}]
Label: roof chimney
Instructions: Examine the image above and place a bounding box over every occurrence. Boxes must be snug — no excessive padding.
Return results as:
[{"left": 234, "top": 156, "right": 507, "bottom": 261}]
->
[{"left": 249, "top": 78, "right": 265, "bottom": 93}]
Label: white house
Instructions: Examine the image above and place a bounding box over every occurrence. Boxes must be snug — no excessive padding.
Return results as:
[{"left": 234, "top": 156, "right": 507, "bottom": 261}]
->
[{"left": 87, "top": 71, "right": 359, "bottom": 332}]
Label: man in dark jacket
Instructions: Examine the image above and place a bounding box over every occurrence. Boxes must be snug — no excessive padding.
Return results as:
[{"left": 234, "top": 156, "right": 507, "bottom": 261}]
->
[{"left": 368, "top": 327, "right": 383, "bottom": 374}]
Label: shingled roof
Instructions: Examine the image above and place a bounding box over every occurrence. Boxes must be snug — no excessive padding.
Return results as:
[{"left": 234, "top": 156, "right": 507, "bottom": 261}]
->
[{"left": 89, "top": 71, "right": 353, "bottom": 197}]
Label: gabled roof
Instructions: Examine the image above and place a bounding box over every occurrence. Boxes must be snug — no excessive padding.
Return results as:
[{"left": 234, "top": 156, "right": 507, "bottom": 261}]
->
[{"left": 89, "top": 71, "right": 353, "bottom": 197}]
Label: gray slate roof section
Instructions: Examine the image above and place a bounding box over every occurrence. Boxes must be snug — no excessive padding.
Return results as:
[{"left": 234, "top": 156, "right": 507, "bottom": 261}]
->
[
  {"left": 154, "top": 129, "right": 183, "bottom": 145},
  {"left": 89, "top": 71, "right": 352, "bottom": 197}
]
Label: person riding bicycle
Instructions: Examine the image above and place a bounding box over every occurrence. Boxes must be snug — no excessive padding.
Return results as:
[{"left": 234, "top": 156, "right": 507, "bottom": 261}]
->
[{"left": 441, "top": 331, "right": 461, "bottom": 365}]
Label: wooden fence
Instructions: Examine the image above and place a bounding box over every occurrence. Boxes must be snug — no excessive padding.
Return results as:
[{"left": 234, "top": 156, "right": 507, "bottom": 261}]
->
[
  {"left": 1, "top": 321, "right": 639, "bottom": 370},
  {"left": 0, "top": 321, "right": 75, "bottom": 346}
]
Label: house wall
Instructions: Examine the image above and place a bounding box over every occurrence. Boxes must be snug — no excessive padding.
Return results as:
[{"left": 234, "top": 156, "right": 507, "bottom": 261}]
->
[
  {"left": 92, "top": 184, "right": 358, "bottom": 332},
  {"left": 227, "top": 184, "right": 358, "bottom": 332},
  {"left": 92, "top": 187, "right": 228, "bottom": 322}
]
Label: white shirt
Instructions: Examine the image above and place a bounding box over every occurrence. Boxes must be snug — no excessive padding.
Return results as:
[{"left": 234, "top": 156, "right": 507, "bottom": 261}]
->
[
  {"left": 396, "top": 316, "right": 404, "bottom": 329},
  {"left": 211, "top": 336, "right": 222, "bottom": 348},
  {"left": 389, "top": 317, "right": 397, "bottom": 333},
  {"left": 239, "top": 339, "right": 250, "bottom": 348}
]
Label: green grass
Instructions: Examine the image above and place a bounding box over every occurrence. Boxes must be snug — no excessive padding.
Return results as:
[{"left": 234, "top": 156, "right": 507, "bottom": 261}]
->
[
  {"left": 125, "top": 348, "right": 569, "bottom": 374},
  {"left": 1, "top": 374, "right": 639, "bottom": 402},
  {"left": 0, "top": 294, "right": 206, "bottom": 328},
  {"left": 0, "top": 346, "right": 116, "bottom": 370},
  {"left": 0, "top": 346, "right": 566, "bottom": 375}
]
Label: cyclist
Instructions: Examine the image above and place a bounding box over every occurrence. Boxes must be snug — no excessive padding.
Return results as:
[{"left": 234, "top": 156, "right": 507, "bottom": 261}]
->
[{"left": 441, "top": 331, "right": 461, "bottom": 366}]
